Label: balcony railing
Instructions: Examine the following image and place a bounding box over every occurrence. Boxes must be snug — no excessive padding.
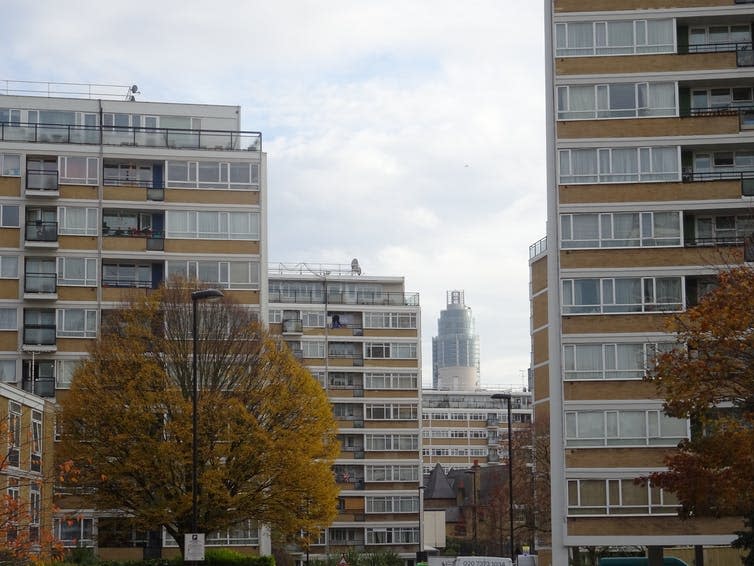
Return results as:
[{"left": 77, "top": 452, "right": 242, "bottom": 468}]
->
[
  {"left": 26, "top": 169, "right": 59, "bottom": 191},
  {"left": 529, "top": 236, "right": 547, "bottom": 259},
  {"left": 25, "top": 272, "right": 56, "bottom": 293},
  {"left": 23, "top": 325, "right": 56, "bottom": 346},
  {"left": 269, "top": 290, "right": 419, "bottom": 306},
  {"left": 282, "top": 319, "right": 303, "bottom": 333},
  {"left": 685, "top": 42, "right": 754, "bottom": 66},
  {"left": 101, "top": 278, "right": 153, "bottom": 288},
  {"left": 0, "top": 121, "right": 262, "bottom": 152},
  {"left": 682, "top": 168, "right": 754, "bottom": 182},
  {"left": 25, "top": 222, "right": 58, "bottom": 242},
  {"left": 22, "top": 377, "right": 55, "bottom": 397}
]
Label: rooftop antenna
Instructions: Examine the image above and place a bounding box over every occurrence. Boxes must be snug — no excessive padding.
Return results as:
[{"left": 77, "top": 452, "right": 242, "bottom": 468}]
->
[
  {"left": 125, "top": 84, "right": 140, "bottom": 101},
  {"left": 351, "top": 258, "right": 362, "bottom": 276}
]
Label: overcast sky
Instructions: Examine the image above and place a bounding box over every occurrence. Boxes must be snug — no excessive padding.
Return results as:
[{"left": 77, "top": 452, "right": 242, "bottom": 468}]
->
[{"left": 3, "top": 0, "right": 547, "bottom": 389}]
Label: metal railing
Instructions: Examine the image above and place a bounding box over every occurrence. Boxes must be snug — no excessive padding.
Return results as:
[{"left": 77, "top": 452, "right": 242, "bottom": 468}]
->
[
  {"left": 23, "top": 325, "right": 56, "bottom": 346},
  {"left": 685, "top": 41, "right": 754, "bottom": 66},
  {"left": 25, "top": 221, "right": 58, "bottom": 242},
  {"left": 101, "top": 278, "right": 153, "bottom": 288},
  {"left": 0, "top": 121, "right": 262, "bottom": 152},
  {"left": 26, "top": 169, "right": 59, "bottom": 191},
  {"left": 682, "top": 169, "right": 754, "bottom": 182},
  {"left": 268, "top": 289, "right": 419, "bottom": 306},
  {"left": 529, "top": 236, "right": 547, "bottom": 259},
  {"left": 24, "top": 272, "right": 56, "bottom": 293},
  {"left": 685, "top": 235, "right": 746, "bottom": 247}
]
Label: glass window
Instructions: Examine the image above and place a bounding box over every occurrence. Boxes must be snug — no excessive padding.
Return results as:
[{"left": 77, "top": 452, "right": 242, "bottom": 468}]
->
[
  {"left": 1, "top": 206, "right": 20, "bottom": 227},
  {"left": 0, "top": 154, "right": 21, "bottom": 176}
]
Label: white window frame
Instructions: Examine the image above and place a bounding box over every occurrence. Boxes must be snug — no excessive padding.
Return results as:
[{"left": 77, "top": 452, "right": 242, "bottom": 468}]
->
[
  {"left": 555, "top": 19, "right": 675, "bottom": 57},
  {"left": 560, "top": 211, "right": 682, "bottom": 249},
  {"left": 58, "top": 156, "right": 99, "bottom": 185},
  {"left": 0, "top": 205, "right": 20, "bottom": 228},
  {"left": 0, "top": 153, "right": 21, "bottom": 176},
  {"left": 568, "top": 478, "right": 679, "bottom": 516},
  {"left": 563, "top": 341, "right": 674, "bottom": 380},
  {"left": 557, "top": 82, "right": 677, "bottom": 120},
  {"left": 57, "top": 257, "right": 98, "bottom": 287},
  {"left": 58, "top": 207, "right": 98, "bottom": 236},
  {"left": 562, "top": 276, "right": 684, "bottom": 314},
  {"left": 56, "top": 308, "right": 97, "bottom": 338},
  {"left": 558, "top": 146, "right": 681, "bottom": 184}
]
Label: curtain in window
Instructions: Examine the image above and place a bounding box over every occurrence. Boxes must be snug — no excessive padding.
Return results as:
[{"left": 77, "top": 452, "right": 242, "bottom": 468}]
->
[
  {"left": 572, "top": 150, "right": 598, "bottom": 182},
  {"left": 643, "top": 20, "right": 674, "bottom": 53},
  {"left": 607, "top": 149, "right": 638, "bottom": 182},
  {"left": 567, "top": 22, "right": 594, "bottom": 55},
  {"left": 573, "top": 279, "right": 600, "bottom": 308},
  {"left": 572, "top": 214, "right": 599, "bottom": 242},
  {"left": 612, "top": 213, "right": 641, "bottom": 244},
  {"left": 579, "top": 480, "right": 607, "bottom": 507},
  {"left": 646, "top": 84, "right": 676, "bottom": 116},
  {"left": 654, "top": 277, "right": 682, "bottom": 305},
  {"left": 567, "top": 86, "right": 596, "bottom": 119},
  {"left": 602, "top": 21, "right": 634, "bottom": 54},
  {"left": 653, "top": 212, "right": 681, "bottom": 239}
]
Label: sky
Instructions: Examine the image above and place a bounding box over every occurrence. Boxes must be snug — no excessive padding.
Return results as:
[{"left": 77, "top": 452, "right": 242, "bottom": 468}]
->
[{"left": 3, "top": 0, "right": 547, "bottom": 389}]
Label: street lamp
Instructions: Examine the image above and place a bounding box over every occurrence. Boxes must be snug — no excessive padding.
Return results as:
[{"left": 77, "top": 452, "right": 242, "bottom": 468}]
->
[
  {"left": 190, "top": 289, "right": 224, "bottom": 546},
  {"left": 491, "top": 393, "right": 514, "bottom": 559}
]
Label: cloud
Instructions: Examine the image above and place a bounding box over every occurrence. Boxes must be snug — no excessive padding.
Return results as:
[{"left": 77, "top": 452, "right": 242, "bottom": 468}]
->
[{"left": 2, "top": 0, "right": 546, "bottom": 387}]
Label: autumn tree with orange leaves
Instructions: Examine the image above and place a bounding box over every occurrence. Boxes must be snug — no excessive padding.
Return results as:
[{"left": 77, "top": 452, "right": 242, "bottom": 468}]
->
[
  {"left": 645, "top": 266, "right": 754, "bottom": 562},
  {"left": 0, "top": 402, "right": 64, "bottom": 564},
  {"left": 58, "top": 280, "right": 339, "bottom": 556}
]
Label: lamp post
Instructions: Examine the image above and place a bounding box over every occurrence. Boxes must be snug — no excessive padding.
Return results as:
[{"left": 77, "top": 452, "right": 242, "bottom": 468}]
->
[
  {"left": 190, "top": 288, "right": 224, "bottom": 549},
  {"left": 491, "top": 393, "right": 514, "bottom": 559}
]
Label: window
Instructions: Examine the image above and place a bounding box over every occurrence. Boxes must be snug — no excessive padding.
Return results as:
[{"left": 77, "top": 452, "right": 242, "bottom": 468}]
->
[
  {"left": 0, "top": 308, "right": 17, "bottom": 330},
  {"left": 0, "top": 359, "right": 16, "bottom": 382},
  {"left": 365, "top": 464, "right": 419, "bottom": 482},
  {"left": 29, "top": 482, "right": 40, "bottom": 542},
  {"left": 563, "top": 342, "right": 674, "bottom": 380},
  {"left": 0, "top": 205, "right": 19, "bottom": 228},
  {"left": 166, "top": 210, "right": 260, "bottom": 240},
  {"left": 365, "top": 433, "right": 419, "bottom": 451},
  {"left": 268, "top": 309, "right": 282, "bottom": 323},
  {"left": 102, "top": 263, "right": 152, "bottom": 288},
  {"left": 8, "top": 401, "right": 21, "bottom": 467},
  {"left": 59, "top": 156, "right": 98, "bottom": 185},
  {"left": 556, "top": 19, "right": 674, "bottom": 57},
  {"left": 56, "top": 308, "right": 97, "bottom": 338},
  {"left": 56, "top": 360, "right": 79, "bottom": 389},
  {"left": 363, "top": 311, "right": 417, "bottom": 329},
  {"left": 166, "top": 260, "right": 260, "bottom": 290},
  {"left": 568, "top": 478, "right": 679, "bottom": 516},
  {"left": 366, "top": 496, "right": 418, "bottom": 514},
  {"left": 302, "top": 341, "right": 325, "bottom": 358},
  {"left": 31, "top": 410, "right": 42, "bottom": 472},
  {"left": 57, "top": 257, "right": 97, "bottom": 286},
  {"left": 54, "top": 517, "right": 94, "bottom": 547},
  {"left": 365, "top": 342, "right": 417, "bottom": 359},
  {"left": 302, "top": 310, "right": 325, "bottom": 327},
  {"left": 565, "top": 409, "right": 687, "bottom": 446},
  {"left": 561, "top": 212, "right": 681, "bottom": 249},
  {"left": 562, "top": 277, "right": 683, "bottom": 314},
  {"left": 364, "top": 371, "right": 418, "bottom": 390},
  {"left": 166, "top": 160, "right": 260, "bottom": 189},
  {"left": 0, "top": 256, "right": 18, "bottom": 279},
  {"left": 58, "top": 207, "right": 97, "bottom": 236},
  {"left": 689, "top": 24, "right": 751, "bottom": 52},
  {"left": 559, "top": 147, "right": 680, "bottom": 184},
  {"left": 366, "top": 527, "right": 419, "bottom": 545},
  {"left": 0, "top": 154, "right": 21, "bottom": 176},
  {"left": 365, "top": 403, "right": 418, "bottom": 420},
  {"left": 557, "top": 82, "right": 676, "bottom": 120}
]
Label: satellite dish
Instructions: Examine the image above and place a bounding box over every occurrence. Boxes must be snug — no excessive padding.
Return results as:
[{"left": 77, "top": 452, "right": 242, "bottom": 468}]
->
[
  {"left": 131, "top": 84, "right": 139, "bottom": 93},
  {"left": 351, "top": 258, "right": 361, "bottom": 276}
]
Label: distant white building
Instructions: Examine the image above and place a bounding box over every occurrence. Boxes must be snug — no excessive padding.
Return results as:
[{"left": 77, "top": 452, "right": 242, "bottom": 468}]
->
[{"left": 432, "top": 290, "right": 480, "bottom": 390}]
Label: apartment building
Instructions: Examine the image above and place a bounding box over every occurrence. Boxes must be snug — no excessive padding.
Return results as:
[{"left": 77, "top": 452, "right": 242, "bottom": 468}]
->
[
  {"left": 0, "top": 89, "right": 266, "bottom": 556},
  {"left": 538, "top": 1, "right": 754, "bottom": 564},
  {"left": 268, "top": 263, "right": 422, "bottom": 564},
  {"left": 0, "top": 383, "right": 55, "bottom": 553},
  {"left": 421, "top": 388, "right": 532, "bottom": 474}
]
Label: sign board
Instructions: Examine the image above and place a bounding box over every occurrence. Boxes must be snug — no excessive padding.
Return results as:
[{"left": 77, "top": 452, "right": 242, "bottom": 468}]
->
[{"left": 185, "top": 533, "right": 205, "bottom": 562}]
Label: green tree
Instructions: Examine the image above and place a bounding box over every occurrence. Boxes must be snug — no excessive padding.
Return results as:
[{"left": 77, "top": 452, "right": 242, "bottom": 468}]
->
[
  {"left": 644, "top": 266, "right": 754, "bottom": 557},
  {"left": 58, "top": 281, "right": 339, "bottom": 554}
]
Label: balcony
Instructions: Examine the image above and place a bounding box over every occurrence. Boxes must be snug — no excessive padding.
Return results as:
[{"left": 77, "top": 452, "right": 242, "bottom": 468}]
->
[
  {"left": 102, "top": 262, "right": 164, "bottom": 290},
  {"left": 23, "top": 310, "right": 56, "bottom": 349},
  {"left": 24, "top": 271, "right": 57, "bottom": 298},
  {"left": 0, "top": 121, "right": 262, "bottom": 152},
  {"left": 25, "top": 221, "right": 58, "bottom": 246},
  {"left": 282, "top": 318, "right": 303, "bottom": 334},
  {"left": 269, "top": 289, "right": 419, "bottom": 306},
  {"left": 26, "top": 169, "right": 59, "bottom": 194},
  {"left": 685, "top": 42, "right": 754, "bottom": 67}
]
